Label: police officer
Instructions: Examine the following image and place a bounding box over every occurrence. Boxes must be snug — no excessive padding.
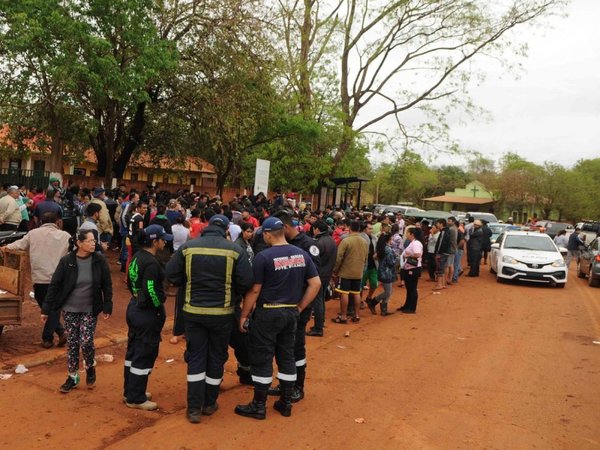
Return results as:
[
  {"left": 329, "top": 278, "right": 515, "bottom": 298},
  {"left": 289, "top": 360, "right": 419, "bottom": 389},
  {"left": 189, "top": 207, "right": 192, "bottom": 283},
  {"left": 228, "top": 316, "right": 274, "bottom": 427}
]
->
[
  {"left": 235, "top": 217, "right": 321, "bottom": 419},
  {"left": 267, "top": 210, "right": 321, "bottom": 402},
  {"left": 123, "top": 224, "right": 173, "bottom": 411},
  {"left": 166, "top": 214, "right": 254, "bottom": 424}
]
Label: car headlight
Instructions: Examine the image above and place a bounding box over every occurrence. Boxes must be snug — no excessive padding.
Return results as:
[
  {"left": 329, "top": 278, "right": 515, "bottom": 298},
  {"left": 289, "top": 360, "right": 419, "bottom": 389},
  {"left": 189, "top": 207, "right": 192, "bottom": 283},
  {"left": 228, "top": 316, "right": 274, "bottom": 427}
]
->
[
  {"left": 552, "top": 259, "right": 566, "bottom": 267},
  {"left": 502, "top": 255, "right": 518, "bottom": 264}
]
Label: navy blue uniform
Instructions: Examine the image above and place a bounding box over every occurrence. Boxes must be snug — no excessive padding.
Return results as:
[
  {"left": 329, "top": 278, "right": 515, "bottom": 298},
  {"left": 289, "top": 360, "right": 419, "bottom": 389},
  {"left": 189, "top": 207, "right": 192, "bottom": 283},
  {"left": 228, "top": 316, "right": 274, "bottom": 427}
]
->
[{"left": 250, "top": 245, "right": 318, "bottom": 390}]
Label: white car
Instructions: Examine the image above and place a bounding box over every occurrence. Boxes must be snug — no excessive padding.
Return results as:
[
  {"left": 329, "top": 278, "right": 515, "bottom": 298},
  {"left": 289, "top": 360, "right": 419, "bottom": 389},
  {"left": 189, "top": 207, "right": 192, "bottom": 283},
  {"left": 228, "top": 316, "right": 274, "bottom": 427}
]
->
[{"left": 489, "top": 231, "right": 568, "bottom": 287}]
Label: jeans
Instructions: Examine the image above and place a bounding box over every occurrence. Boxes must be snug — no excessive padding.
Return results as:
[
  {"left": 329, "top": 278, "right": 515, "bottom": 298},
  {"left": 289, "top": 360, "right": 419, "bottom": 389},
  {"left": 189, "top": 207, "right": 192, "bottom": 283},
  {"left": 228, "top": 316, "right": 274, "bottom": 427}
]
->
[
  {"left": 33, "top": 284, "right": 64, "bottom": 342},
  {"left": 452, "top": 249, "right": 463, "bottom": 283},
  {"left": 375, "top": 282, "right": 393, "bottom": 305},
  {"left": 312, "top": 279, "right": 329, "bottom": 332},
  {"left": 119, "top": 234, "right": 128, "bottom": 265},
  {"left": 566, "top": 250, "right": 581, "bottom": 267}
]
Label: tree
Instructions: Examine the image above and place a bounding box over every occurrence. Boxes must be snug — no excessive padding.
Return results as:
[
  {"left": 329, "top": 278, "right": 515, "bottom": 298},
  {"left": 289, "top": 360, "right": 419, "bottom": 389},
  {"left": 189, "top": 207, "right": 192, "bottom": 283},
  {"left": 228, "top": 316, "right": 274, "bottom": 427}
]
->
[
  {"left": 324, "top": 0, "right": 564, "bottom": 170},
  {"left": 0, "top": 0, "right": 89, "bottom": 173}
]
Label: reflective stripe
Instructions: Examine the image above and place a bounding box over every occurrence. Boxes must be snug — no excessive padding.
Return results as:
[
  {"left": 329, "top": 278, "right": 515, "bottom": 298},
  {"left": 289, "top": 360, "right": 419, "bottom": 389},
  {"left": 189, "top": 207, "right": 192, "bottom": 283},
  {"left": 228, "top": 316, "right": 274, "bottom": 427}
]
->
[
  {"left": 237, "top": 364, "right": 251, "bottom": 371},
  {"left": 262, "top": 303, "right": 297, "bottom": 308},
  {"left": 251, "top": 375, "right": 273, "bottom": 384},
  {"left": 295, "top": 359, "right": 307, "bottom": 367},
  {"left": 205, "top": 376, "right": 222, "bottom": 386},
  {"left": 182, "top": 305, "right": 235, "bottom": 315},
  {"left": 277, "top": 372, "right": 297, "bottom": 382},
  {"left": 187, "top": 372, "right": 206, "bottom": 382},
  {"left": 183, "top": 247, "right": 239, "bottom": 310},
  {"left": 130, "top": 366, "right": 152, "bottom": 376},
  {"left": 124, "top": 360, "right": 132, "bottom": 367}
]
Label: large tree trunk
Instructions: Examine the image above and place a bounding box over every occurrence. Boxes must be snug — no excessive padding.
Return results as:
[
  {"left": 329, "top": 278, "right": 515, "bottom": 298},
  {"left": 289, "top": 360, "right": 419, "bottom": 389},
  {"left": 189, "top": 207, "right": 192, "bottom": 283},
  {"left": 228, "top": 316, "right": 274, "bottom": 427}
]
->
[
  {"left": 114, "top": 102, "right": 147, "bottom": 178},
  {"left": 298, "top": 0, "right": 313, "bottom": 118}
]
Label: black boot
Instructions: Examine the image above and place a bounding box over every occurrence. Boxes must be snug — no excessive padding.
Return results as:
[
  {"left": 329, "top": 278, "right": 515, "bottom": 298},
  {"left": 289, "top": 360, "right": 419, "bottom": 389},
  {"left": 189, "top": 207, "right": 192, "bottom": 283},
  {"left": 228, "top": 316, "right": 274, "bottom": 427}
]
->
[
  {"left": 367, "top": 297, "right": 380, "bottom": 315},
  {"left": 380, "top": 303, "right": 393, "bottom": 316},
  {"left": 292, "top": 366, "right": 305, "bottom": 403},
  {"left": 235, "top": 387, "right": 267, "bottom": 420},
  {"left": 273, "top": 386, "right": 293, "bottom": 417}
]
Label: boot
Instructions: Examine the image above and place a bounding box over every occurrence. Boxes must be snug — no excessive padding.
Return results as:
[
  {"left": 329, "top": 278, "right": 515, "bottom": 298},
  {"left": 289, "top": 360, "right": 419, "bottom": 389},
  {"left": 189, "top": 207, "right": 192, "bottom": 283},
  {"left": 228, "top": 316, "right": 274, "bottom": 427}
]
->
[
  {"left": 235, "top": 388, "right": 267, "bottom": 420},
  {"left": 293, "top": 366, "right": 305, "bottom": 403},
  {"left": 273, "top": 386, "right": 293, "bottom": 417},
  {"left": 366, "top": 297, "right": 379, "bottom": 315},
  {"left": 380, "top": 303, "right": 393, "bottom": 316}
]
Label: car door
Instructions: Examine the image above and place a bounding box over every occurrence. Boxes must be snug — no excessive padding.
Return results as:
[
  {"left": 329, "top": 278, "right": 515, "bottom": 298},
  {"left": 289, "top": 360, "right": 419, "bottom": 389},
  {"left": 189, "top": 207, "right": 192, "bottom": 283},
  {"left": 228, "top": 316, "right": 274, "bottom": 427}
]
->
[
  {"left": 491, "top": 232, "right": 504, "bottom": 271},
  {"left": 580, "top": 239, "right": 597, "bottom": 275}
]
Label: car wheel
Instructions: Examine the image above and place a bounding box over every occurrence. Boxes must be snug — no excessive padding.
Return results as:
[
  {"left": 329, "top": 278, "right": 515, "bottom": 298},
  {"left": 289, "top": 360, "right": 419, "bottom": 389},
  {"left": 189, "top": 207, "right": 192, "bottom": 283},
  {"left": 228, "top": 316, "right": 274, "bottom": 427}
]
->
[
  {"left": 496, "top": 275, "right": 504, "bottom": 284},
  {"left": 589, "top": 270, "right": 600, "bottom": 287},
  {"left": 490, "top": 262, "right": 496, "bottom": 274}
]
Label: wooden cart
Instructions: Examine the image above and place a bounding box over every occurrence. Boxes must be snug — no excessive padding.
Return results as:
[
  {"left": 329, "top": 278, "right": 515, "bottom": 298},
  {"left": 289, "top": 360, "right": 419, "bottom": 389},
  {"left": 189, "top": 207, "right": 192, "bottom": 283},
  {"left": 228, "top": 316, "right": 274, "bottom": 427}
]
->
[{"left": 0, "top": 249, "right": 27, "bottom": 336}]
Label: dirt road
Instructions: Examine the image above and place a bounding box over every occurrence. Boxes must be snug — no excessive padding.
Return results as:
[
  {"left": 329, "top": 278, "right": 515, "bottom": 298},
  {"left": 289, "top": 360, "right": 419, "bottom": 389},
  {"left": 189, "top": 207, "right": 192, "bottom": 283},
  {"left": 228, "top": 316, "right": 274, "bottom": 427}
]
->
[{"left": 1, "top": 258, "right": 599, "bottom": 449}]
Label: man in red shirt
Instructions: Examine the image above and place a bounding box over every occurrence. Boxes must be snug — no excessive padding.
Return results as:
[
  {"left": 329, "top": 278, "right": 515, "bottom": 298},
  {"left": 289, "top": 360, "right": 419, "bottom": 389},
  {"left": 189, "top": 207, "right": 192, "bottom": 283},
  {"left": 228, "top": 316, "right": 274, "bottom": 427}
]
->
[{"left": 242, "top": 209, "right": 259, "bottom": 228}]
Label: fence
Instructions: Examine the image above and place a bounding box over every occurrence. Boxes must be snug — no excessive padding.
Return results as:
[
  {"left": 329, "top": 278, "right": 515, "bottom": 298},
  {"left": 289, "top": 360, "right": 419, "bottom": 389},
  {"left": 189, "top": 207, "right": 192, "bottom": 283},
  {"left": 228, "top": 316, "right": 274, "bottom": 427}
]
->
[{"left": 0, "top": 168, "right": 49, "bottom": 190}]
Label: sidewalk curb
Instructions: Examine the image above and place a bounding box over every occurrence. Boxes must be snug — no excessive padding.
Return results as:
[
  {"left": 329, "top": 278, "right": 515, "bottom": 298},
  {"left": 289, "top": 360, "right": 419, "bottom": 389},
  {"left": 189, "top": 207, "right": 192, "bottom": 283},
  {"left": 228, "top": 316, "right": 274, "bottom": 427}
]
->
[{"left": 2, "top": 319, "right": 174, "bottom": 372}]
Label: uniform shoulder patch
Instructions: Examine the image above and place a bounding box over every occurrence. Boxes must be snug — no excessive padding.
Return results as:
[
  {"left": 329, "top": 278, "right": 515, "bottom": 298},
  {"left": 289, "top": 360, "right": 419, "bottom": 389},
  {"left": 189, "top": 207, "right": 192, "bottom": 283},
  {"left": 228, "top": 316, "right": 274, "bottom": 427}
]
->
[{"left": 309, "top": 245, "right": 320, "bottom": 256}]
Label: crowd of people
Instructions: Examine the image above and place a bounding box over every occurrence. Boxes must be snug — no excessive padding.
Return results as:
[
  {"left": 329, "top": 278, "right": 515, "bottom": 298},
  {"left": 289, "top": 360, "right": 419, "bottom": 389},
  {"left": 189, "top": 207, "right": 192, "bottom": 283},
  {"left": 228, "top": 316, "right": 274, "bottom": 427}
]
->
[{"left": 0, "top": 179, "right": 498, "bottom": 423}]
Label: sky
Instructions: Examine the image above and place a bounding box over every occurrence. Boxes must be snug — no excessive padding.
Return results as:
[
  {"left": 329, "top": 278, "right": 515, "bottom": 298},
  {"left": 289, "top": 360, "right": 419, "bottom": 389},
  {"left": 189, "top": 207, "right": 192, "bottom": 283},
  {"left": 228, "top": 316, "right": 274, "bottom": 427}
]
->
[{"left": 368, "top": 0, "right": 600, "bottom": 169}]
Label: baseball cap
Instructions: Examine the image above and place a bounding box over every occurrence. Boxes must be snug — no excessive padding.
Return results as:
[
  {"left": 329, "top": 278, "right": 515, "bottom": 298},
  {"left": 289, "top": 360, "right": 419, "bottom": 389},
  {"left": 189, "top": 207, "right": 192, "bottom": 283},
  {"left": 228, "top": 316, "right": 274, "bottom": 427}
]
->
[
  {"left": 209, "top": 214, "right": 230, "bottom": 229},
  {"left": 93, "top": 187, "right": 105, "bottom": 197},
  {"left": 326, "top": 217, "right": 334, "bottom": 225},
  {"left": 7, "top": 185, "right": 19, "bottom": 193},
  {"left": 143, "top": 224, "right": 173, "bottom": 242},
  {"left": 262, "top": 217, "right": 284, "bottom": 231}
]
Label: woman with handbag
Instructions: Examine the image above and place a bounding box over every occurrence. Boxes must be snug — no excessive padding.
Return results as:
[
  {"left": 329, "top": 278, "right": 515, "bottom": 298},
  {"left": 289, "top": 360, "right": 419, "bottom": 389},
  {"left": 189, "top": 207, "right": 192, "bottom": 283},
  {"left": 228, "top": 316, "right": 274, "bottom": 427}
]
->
[{"left": 397, "top": 227, "right": 424, "bottom": 314}]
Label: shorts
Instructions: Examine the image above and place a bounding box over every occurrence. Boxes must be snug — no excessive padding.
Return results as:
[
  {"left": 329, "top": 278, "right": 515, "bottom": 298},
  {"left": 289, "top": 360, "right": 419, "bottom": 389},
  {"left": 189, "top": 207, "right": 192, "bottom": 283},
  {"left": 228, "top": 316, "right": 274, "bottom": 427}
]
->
[
  {"left": 436, "top": 254, "right": 449, "bottom": 275},
  {"left": 335, "top": 278, "right": 362, "bottom": 295},
  {"left": 361, "top": 268, "right": 378, "bottom": 289}
]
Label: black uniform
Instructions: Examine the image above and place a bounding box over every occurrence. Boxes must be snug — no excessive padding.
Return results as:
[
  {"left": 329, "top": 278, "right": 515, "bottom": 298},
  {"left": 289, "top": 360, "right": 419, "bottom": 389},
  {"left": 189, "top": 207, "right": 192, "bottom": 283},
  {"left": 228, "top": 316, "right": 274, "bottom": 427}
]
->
[
  {"left": 249, "top": 245, "right": 318, "bottom": 398},
  {"left": 166, "top": 225, "right": 254, "bottom": 414},
  {"left": 124, "top": 249, "right": 166, "bottom": 405},
  {"left": 286, "top": 232, "right": 321, "bottom": 395},
  {"left": 467, "top": 228, "right": 484, "bottom": 276}
]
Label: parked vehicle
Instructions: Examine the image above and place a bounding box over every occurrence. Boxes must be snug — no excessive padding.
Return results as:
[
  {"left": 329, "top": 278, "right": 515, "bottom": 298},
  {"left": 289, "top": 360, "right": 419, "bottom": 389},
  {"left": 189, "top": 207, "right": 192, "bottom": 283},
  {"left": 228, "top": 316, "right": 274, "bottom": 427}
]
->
[
  {"left": 577, "top": 237, "right": 600, "bottom": 287},
  {"left": 542, "top": 221, "right": 575, "bottom": 239},
  {"left": 490, "top": 231, "right": 567, "bottom": 287},
  {"left": 466, "top": 212, "right": 499, "bottom": 224},
  {"left": 383, "top": 205, "right": 424, "bottom": 216},
  {"left": 488, "top": 223, "right": 521, "bottom": 243},
  {"left": 577, "top": 221, "right": 600, "bottom": 244}
]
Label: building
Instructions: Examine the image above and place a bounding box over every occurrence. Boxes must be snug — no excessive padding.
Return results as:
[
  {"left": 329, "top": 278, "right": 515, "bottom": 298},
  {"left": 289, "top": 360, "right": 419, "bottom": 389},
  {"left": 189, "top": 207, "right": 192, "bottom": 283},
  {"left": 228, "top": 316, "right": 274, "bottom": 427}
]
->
[
  {"left": 1, "top": 125, "right": 217, "bottom": 191},
  {"left": 422, "top": 181, "right": 495, "bottom": 213}
]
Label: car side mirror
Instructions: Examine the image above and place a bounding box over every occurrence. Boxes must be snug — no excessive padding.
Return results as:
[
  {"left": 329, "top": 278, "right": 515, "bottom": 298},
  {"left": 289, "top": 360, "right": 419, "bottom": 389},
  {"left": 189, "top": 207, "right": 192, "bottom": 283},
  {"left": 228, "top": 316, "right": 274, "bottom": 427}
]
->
[
  {"left": 491, "top": 243, "right": 499, "bottom": 249},
  {"left": 558, "top": 246, "right": 567, "bottom": 253}
]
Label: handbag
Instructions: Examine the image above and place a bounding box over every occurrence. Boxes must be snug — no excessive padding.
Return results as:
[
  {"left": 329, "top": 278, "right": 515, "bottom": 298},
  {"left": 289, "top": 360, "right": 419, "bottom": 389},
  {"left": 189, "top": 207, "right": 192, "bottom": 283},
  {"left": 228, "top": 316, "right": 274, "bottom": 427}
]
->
[{"left": 405, "top": 256, "right": 418, "bottom": 266}]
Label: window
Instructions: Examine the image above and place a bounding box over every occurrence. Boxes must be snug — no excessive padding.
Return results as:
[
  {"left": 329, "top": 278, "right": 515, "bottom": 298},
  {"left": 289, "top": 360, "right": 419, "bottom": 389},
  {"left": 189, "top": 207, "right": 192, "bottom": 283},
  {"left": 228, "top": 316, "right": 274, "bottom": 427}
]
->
[
  {"left": 131, "top": 173, "right": 139, "bottom": 181},
  {"left": 73, "top": 168, "right": 86, "bottom": 176},
  {"left": 33, "top": 160, "right": 45, "bottom": 173},
  {"left": 163, "top": 175, "right": 169, "bottom": 184},
  {"left": 190, "top": 177, "right": 196, "bottom": 186},
  {"left": 8, "top": 159, "right": 21, "bottom": 174},
  {"left": 147, "top": 173, "right": 154, "bottom": 183}
]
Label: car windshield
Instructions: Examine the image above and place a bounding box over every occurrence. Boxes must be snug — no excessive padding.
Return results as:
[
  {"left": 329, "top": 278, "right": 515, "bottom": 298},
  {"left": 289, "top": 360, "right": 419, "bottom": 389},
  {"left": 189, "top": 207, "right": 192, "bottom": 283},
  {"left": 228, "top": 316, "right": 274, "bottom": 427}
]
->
[
  {"left": 489, "top": 225, "right": 506, "bottom": 234},
  {"left": 504, "top": 235, "right": 557, "bottom": 252}
]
